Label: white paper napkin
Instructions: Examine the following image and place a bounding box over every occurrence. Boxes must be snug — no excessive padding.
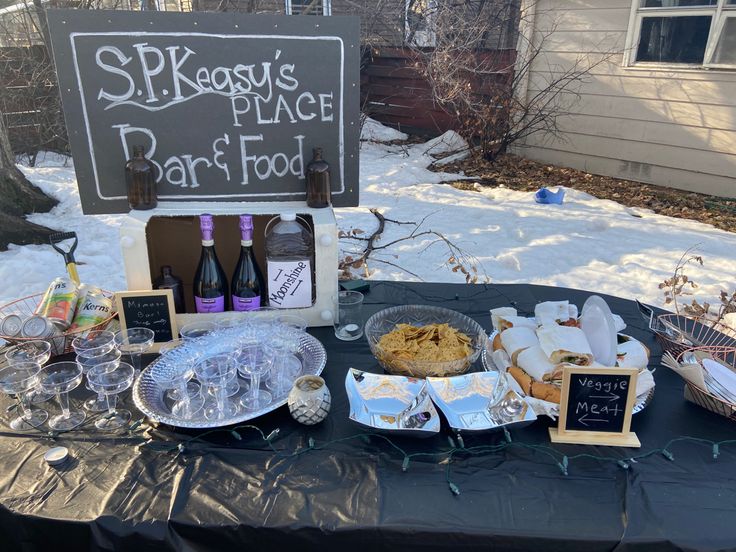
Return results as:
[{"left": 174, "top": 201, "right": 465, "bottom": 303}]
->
[{"left": 702, "top": 358, "right": 736, "bottom": 397}]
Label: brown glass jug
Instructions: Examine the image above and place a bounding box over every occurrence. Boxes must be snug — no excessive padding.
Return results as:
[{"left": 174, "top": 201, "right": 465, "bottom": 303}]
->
[
  {"left": 305, "top": 147, "right": 331, "bottom": 208},
  {"left": 124, "top": 145, "right": 158, "bottom": 210}
]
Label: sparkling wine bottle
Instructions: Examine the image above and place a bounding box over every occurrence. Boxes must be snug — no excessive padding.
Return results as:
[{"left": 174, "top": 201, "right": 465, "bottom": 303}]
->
[
  {"left": 193, "top": 214, "right": 228, "bottom": 313},
  {"left": 232, "top": 215, "right": 265, "bottom": 311}
]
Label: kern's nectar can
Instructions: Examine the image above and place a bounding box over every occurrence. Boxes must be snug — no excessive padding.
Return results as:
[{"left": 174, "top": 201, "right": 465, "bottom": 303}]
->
[
  {"left": 0, "top": 314, "right": 25, "bottom": 337},
  {"left": 69, "top": 287, "right": 113, "bottom": 332},
  {"left": 21, "top": 315, "right": 56, "bottom": 339},
  {"left": 37, "top": 277, "right": 79, "bottom": 330}
]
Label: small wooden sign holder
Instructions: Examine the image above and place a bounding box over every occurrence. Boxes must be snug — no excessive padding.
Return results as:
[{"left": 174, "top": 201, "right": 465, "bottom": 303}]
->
[
  {"left": 114, "top": 289, "right": 178, "bottom": 353},
  {"left": 549, "top": 366, "right": 641, "bottom": 448}
]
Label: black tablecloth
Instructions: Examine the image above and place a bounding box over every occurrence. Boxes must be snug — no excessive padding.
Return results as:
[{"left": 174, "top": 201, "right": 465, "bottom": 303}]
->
[{"left": 1, "top": 282, "right": 735, "bottom": 552}]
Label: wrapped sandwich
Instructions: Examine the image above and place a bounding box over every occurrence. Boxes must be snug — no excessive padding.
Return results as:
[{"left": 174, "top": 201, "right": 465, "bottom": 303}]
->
[
  {"left": 498, "top": 326, "right": 538, "bottom": 364},
  {"left": 490, "top": 307, "right": 517, "bottom": 332},
  {"left": 616, "top": 336, "right": 650, "bottom": 370},
  {"left": 537, "top": 325, "right": 594, "bottom": 366}
]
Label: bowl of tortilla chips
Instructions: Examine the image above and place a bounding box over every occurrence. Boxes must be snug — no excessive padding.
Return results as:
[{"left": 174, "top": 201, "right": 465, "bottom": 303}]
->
[{"left": 365, "top": 305, "right": 489, "bottom": 378}]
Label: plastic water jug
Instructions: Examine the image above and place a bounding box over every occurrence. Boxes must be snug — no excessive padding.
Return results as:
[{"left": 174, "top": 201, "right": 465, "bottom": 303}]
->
[{"left": 265, "top": 213, "right": 314, "bottom": 309}]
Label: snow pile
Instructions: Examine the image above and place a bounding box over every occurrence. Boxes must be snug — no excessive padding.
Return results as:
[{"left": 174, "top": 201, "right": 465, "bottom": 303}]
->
[
  {"left": 360, "top": 117, "right": 408, "bottom": 143},
  {"left": 1, "top": 120, "right": 735, "bottom": 313}
]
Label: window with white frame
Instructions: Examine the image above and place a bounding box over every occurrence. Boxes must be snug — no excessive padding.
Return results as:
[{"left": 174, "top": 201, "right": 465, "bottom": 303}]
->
[
  {"left": 285, "top": 0, "right": 331, "bottom": 16},
  {"left": 625, "top": 0, "right": 736, "bottom": 68},
  {"left": 405, "top": 0, "right": 438, "bottom": 47}
]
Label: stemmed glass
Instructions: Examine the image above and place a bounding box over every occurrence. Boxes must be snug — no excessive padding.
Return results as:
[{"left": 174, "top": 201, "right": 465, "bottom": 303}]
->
[
  {"left": 152, "top": 347, "right": 205, "bottom": 419},
  {"left": 238, "top": 342, "right": 275, "bottom": 411},
  {"left": 73, "top": 330, "right": 119, "bottom": 412},
  {"left": 267, "top": 326, "right": 303, "bottom": 398},
  {"left": 180, "top": 321, "right": 217, "bottom": 340},
  {"left": 5, "top": 340, "right": 53, "bottom": 404},
  {"left": 71, "top": 330, "right": 116, "bottom": 358},
  {"left": 194, "top": 354, "right": 239, "bottom": 421},
  {"left": 39, "top": 362, "right": 85, "bottom": 431},
  {"left": 0, "top": 361, "right": 48, "bottom": 430},
  {"left": 77, "top": 349, "right": 122, "bottom": 412},
  {"left": 114, "top": 327, "right": 154, "bottom": 376},
  {"left": 158, "top": 340, "right": 201, "bottom": 402},
  {"left": 87, "top": 362, "right": 135, "bottom": 430}
]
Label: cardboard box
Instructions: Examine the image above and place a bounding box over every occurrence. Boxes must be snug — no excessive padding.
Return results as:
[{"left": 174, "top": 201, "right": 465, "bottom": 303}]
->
[{"left": 120, "top": 201, "right": 338, "bottom": 327}]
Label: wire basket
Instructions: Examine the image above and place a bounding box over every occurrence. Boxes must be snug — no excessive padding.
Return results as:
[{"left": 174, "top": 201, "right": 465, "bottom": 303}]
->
[
  {"left": 650, "top": 313, "right": 736, "bottom": 358},
  {"left": 676, "top": 346, "right": 736, "bottom": 422},
  {"left": 0, "top": 291, "right": 117, "bottom": 357}
]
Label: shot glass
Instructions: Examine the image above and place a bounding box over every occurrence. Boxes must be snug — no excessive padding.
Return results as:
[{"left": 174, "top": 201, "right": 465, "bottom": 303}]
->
[{"left": 333, "top": 291, "right": 364, "bottom": 341}]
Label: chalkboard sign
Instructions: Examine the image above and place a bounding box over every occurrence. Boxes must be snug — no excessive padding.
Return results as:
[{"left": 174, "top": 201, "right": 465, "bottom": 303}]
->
[
  {"left": 47, "top": 10, "right": 360, "bottom": 214},
  {"left": 115, "top": 290, "right": 178, "bottom": 351},
  {"left": 549, "top": 366, "right": 641, "bottom": 448}
]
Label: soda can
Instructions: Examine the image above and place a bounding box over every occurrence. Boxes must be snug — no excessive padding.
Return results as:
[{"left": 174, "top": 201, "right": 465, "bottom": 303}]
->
[
  {"left": 69, "top": 288, "right": 114, "bottom": 332},
  {"left": 1, "top": 314, "right": 25, "bottom": 337},
  {"left": 37, "top": 277, "right": 79, "bottom": 331},
  {"left": 21, "top": 315, "right": 56, "bottom": 339}
]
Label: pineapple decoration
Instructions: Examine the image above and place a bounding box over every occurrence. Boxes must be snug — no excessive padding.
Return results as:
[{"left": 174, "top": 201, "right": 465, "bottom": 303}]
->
[{"left": 288, "top": 375, "right": 331, "bottom": 425}]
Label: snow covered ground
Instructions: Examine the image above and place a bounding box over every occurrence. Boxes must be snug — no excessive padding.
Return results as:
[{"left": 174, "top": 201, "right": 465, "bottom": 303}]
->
[{"left": 2, "top": 119, "right": 735, "bottom": 313}]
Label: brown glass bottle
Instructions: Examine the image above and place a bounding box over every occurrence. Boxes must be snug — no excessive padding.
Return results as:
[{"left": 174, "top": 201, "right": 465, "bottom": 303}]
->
[
  {"left": 124, "top": 145, "right": 158, "bottom": 210},
  {"left": 305, "top": 147, "right": 331, "bottom": 208}
]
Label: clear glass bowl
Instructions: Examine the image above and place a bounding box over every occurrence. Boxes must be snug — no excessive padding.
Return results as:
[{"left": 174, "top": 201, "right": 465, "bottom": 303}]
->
[{"left": 364, "top": 305, "right": 489, "bottom": 378}]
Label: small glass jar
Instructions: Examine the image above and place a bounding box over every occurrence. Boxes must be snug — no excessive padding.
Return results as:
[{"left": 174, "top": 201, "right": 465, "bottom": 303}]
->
[
  {"left": 305, "top": 147, "right": 331, "bottom": 208},
  {"left": 124, "top": 145, "right": 158, "bottom": 210}
]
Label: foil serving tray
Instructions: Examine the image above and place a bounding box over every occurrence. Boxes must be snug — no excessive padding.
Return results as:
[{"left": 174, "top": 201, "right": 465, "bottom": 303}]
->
[
  {"left": 426, "top": 372, "right": 537, "bottom": 432},
  {"left": 133, "top": 331, "right": 326, "bottom": 429},
  {"left": 345, "top": 368, "right": 441, "bottom": 437}
]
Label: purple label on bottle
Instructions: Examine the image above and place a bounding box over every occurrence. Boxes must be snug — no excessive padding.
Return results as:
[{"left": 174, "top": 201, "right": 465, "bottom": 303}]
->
[
  {"left": 239, "top": 215, "right": 254, "bottom": 242},
  {"left": 195, "top": 295, "right": 225, "bottom": 313},
  {"left": 200, "top": 214, "right": 214, "bottom": 242},
  {"left": 232, "top": 295, "right": 261, "bottom": 311}
]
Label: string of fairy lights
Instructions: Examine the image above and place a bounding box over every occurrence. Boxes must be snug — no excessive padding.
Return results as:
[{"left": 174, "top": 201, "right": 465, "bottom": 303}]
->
[{"left": 4, "top": 416, "right": 734, "bottom": 496}]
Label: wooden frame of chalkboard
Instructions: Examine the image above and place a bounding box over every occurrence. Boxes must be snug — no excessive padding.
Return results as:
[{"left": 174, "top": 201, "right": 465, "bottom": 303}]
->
[
  {"left": 114, "top": 289, "right": 178, "bottom": 353},
  {"left": 549, "top": 366, "right": 641, "bottom": 448}
]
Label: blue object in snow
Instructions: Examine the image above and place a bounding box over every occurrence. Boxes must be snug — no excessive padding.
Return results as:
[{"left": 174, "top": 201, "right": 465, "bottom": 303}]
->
[{"left": 534, "top": 187, "right": 565, "bottom": 204}]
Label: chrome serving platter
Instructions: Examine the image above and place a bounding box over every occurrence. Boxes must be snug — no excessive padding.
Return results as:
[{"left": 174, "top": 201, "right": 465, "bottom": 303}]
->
[
  {"left": 345, "top": 368, "right": 440, "bottom": 437},
  {"left": 133, "top": 331, "right": 326, "bottom": 429},
  {"left": 426, "top": 372, "right": 537, "bottom": 432},
  {"left": 483, "top": 331, "right": 654, "bottom": 416}
]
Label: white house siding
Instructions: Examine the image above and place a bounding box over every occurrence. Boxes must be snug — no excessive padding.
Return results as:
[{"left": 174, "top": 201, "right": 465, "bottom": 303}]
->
[{"left": 514, "top": 0, "right": 736, "bottom": 198}]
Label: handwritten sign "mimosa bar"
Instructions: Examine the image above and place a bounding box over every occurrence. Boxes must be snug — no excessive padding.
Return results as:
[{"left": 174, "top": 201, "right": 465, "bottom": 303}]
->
[{"left": 47, "top": 10, "right": 360, "bottom": 214}]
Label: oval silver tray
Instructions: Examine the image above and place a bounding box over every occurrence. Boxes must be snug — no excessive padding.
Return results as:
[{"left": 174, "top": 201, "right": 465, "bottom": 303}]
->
[
  {"left": 133, "top": 332, "right": 326, "bottom": 429},
  {"left": 483, "top": 331, "right": 655, "bottom": 416}
]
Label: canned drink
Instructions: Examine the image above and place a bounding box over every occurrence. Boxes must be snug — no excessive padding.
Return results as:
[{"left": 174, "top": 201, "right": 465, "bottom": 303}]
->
[
  {"left": 69, "top": 288, "right": 113, "bottom": 332},
  {"left": 1, "top": 314, "right": 25, "bottom": 337},
  {"left": 73, "top": 283, "right": 89, "bottom": 318},
  {"left": 21, "top": 315, "right": 56, "bottom": 339},
  {"left": 36, "top": 277, "right": 79, "bottom": 330}
]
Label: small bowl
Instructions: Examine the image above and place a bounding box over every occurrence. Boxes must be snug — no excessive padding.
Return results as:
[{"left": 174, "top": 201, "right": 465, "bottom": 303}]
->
[{"left": 364, "top": 305, "right": 489, "bottom": 378}]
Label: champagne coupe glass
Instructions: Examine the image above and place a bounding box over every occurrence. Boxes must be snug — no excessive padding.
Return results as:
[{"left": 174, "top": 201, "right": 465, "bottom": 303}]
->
[
  {"left": 158, "top": 340, "right": 201, "bottom": 401},
  {"left": 0, "top": 361, "right": 48, "bottom": 430},
  {"left": 194, "top": 354, "right": 239, "bottom": 421},
  {"left": 180, "top": 321, "right": 217, "bottom": 340},
  {"left": 39, "top": 361, "right": 85, "bottom": 431},
  {"left": 215, "top": 314, "right": 245, "bottom": 331},
  {"left": 267, "top": 326, "right": 303, "bottom": 398},
  {"left": 87, "top": 362, "right": 135, "bottom": 430},
  {"left": 71, "top": 330, "right": 116, "bottom": 358},
  {"left": 238, "top": 343, "right": 275, "bottom": 411},
  {"left": 5, "top": 340, "right": 53, "bottom": 404},
  {"left": 77, "top": 348, "right": 122, "bottom": 412},
  {"left": 114, "top": 327, "right": 155, "bottom": 376}
]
